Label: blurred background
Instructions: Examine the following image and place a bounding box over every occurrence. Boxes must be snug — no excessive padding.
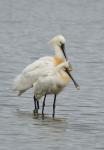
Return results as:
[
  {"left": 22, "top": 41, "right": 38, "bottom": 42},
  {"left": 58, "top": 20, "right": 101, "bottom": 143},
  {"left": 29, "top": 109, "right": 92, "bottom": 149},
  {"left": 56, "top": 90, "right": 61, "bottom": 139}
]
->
[{"left": 0, "top": 0, "right": 104, "bottom": 149}]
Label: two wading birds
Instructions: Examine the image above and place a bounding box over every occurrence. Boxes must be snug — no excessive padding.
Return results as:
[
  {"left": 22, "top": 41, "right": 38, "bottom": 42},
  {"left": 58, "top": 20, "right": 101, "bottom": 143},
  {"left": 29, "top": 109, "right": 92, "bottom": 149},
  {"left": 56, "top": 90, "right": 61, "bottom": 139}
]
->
[{"left": 14, "top": 35, "right": 80, "bottom": 119}]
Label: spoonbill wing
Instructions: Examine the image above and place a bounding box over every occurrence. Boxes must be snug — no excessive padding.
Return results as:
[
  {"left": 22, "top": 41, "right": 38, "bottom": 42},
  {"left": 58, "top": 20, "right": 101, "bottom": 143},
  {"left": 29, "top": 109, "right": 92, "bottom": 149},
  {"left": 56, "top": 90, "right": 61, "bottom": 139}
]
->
[{"left": 14, "top": 56, "right": 55, "bottom": 94}]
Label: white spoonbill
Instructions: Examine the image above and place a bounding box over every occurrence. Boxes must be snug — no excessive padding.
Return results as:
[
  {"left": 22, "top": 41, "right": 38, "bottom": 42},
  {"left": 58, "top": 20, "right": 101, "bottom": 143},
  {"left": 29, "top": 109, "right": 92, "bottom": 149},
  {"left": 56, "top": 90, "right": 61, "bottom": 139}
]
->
[
  {"left": 14, "top": 35, "right": 68, "bottom": 111},
  {"left": 33, "top": 61, "right": 79, "bottom": 119}
]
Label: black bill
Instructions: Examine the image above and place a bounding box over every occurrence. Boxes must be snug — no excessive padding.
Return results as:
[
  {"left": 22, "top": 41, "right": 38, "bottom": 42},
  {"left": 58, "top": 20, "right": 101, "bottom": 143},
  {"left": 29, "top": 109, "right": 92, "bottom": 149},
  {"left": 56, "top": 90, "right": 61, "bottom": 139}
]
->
[
  {"left": 60, "top": 42, "right": 80, "bottom": 90},
  {"left": 66, "top": 69, "right": 80, "bottom": 90},
  {"left": 60, "top": 43, "right": 68, "bottom": 60}
]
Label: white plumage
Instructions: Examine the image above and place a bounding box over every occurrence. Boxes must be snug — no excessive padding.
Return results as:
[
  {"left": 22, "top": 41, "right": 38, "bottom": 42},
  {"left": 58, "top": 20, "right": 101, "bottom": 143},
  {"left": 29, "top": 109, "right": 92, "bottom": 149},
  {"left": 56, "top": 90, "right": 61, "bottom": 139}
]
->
[
  {"left": 14, "top": 35, "right": 67, "bottom": 96},
  {"left": 14, "top": 35, "right": 79, "bottom": 118},
  {"left": 33, "top": 61, "right": 72, "bottom": 100},
  {"left": 14, "top": 57, "right": 54, "bottom": 95}
]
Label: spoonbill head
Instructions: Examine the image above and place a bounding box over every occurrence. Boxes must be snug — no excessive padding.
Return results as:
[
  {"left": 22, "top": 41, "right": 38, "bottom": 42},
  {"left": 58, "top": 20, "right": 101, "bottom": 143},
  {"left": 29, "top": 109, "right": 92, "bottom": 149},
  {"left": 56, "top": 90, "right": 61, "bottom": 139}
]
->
[
  {"left": 49, "top": 35, "right": 65, "bottom": 47},
  {"left": 49, "top": 35, "right": 67, "bottom": 61}
]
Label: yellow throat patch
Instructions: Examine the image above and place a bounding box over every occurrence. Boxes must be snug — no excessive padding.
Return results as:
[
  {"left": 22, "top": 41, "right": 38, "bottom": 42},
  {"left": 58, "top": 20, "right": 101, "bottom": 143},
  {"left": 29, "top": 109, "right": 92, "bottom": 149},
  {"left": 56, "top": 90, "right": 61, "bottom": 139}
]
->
[{"left": 53, "top": 56, "right": 63, "bottom": 65}]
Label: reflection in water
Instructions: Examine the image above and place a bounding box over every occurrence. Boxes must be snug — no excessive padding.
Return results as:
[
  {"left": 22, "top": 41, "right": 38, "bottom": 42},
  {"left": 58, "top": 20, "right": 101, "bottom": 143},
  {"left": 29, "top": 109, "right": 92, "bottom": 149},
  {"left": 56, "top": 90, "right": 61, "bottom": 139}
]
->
[
  {"left": 16, "top": 109, "right": 67, "bottom": 132},
  {"left": 15, "top": 109, "right": 68, "bottom": 149}
]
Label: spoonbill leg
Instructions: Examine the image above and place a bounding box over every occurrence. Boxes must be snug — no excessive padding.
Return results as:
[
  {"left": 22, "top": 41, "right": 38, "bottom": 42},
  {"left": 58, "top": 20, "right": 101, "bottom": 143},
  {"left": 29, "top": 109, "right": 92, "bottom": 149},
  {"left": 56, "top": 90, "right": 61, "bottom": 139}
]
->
[
  {"left": 42, "top": 94, "right": 47, "bottom": 119},
  {"left": 52, "top": 94, "right": 57, "bottom": 119}
]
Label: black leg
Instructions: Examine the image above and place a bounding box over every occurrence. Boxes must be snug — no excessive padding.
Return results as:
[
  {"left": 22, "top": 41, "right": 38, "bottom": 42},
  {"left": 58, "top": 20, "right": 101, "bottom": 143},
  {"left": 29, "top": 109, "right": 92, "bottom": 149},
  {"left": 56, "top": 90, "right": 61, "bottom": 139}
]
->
[
  {"left": 52, "top": 94, "right": 57, "bottom": 119},
  {"left": 33, "top": 96, "right": 38, "bottom": 114},
  {"left": 34, "top": 96, "right": 37, "bottom": 110},
  {"left": 37, "top": 100, "right": 39, "bottom": 109},
  {"left": 42, "top": 94, "right": 47, "bottom": 119}
]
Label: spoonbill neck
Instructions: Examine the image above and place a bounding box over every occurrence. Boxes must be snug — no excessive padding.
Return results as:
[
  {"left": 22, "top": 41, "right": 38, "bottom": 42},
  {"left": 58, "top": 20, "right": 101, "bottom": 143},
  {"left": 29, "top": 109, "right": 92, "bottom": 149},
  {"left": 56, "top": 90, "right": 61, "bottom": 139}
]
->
[{"left": 54, "top": 45, "right": 66, "bottom": 61}]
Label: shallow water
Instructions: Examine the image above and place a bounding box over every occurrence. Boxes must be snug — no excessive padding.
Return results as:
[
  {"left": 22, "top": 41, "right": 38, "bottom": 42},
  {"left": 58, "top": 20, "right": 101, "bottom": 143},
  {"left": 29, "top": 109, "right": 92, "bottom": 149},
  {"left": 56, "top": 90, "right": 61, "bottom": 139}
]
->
[{"left": 0, "top": 0, "right": 104, "bottom": 149}]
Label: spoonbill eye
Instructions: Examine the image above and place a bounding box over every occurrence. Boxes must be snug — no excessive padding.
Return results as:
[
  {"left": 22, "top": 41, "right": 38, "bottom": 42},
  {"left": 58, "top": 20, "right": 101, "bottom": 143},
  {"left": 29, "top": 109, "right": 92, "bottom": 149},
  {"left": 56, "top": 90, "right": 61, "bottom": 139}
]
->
[{"left": 60, "top": 41, "right": 63, "bottom": 45}]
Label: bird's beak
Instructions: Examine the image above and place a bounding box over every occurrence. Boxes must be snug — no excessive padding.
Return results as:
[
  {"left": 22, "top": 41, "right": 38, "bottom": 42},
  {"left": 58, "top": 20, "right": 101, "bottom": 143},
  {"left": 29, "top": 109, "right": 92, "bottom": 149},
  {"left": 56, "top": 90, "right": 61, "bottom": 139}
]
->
[
  {"left": 66, "top": 69, "right": 80, "bottom": 90},
  {"left": 60, "top": 43, "right": 68, "bottom": 60},
  {"left": 61, "top": 43, "right": 79, "bottom": 90},
  {"left": 68, "top": 61, "right": 73, "bottom": 71}
]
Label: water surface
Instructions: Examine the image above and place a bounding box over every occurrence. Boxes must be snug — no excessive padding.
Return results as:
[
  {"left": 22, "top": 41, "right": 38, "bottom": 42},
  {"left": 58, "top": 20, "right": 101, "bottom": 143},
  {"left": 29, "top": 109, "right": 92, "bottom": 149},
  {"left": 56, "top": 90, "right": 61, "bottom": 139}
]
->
[{"left": 0, "top": 0, "right": 104, "bottom": 149}]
